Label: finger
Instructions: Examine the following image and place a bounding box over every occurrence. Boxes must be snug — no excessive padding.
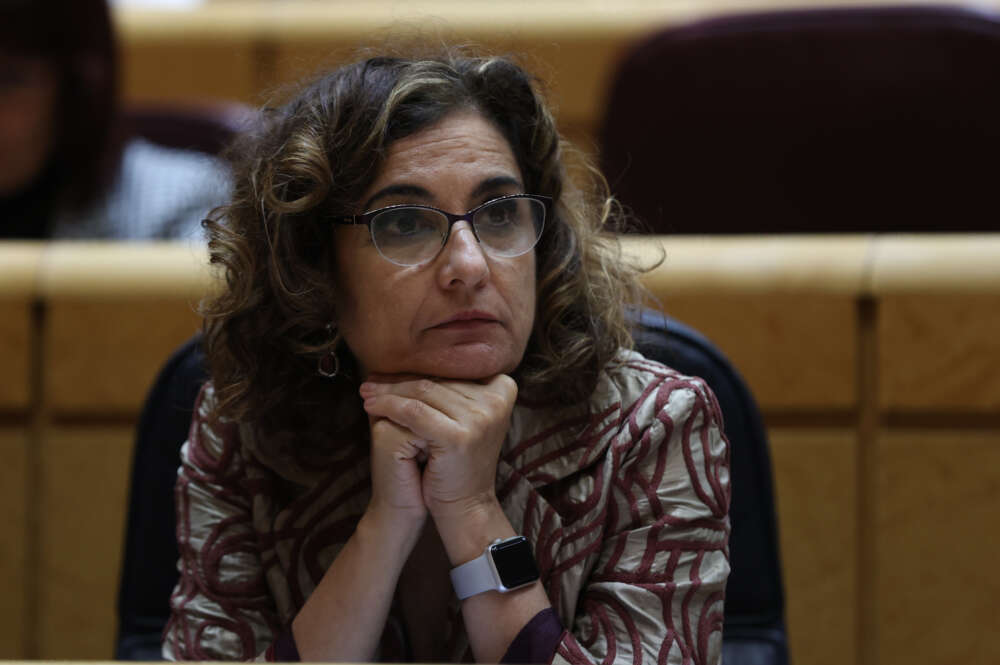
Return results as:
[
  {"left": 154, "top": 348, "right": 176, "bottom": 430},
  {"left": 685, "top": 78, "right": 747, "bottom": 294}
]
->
[
  {"left": 369, "top": 420, "right": 430, "bottom": 468},
  {"left": 425, "top": 374, "right": 519, "bottom": 420},
  {"left": 361, "top": 374, "right": 517, "bottom": 416},
  {"left": 392, "top": 437, "right": 429, "bottom": 462},
  {"left": 361, "top": 377, "right": 473, "bottom": 421},
  {"left": 364, "top": 371, "right": 426, "bottom": 385},
  {"left": 417, "top": 373, "right": 518, "bottom": 405},
  {"left": 363, "top": 391, "right": 458, "bottom": 441}
]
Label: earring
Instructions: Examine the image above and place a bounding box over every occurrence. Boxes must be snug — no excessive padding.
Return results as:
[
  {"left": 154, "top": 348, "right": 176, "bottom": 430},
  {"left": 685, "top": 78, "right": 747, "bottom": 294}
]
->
[{"left": 317, "top": 323, "right": 340, "bottom": 379}]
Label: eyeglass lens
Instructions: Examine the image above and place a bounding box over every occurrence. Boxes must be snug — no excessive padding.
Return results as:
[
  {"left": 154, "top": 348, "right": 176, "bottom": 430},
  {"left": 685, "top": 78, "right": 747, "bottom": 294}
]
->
[{"left": 370, "top": 197, "right": 545, "bottom": 266}]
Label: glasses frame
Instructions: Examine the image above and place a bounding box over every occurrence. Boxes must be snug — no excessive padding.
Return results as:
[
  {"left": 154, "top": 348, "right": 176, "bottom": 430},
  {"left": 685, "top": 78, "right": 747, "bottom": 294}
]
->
[{"left": 332, "top": 193, "right": 552, "bottom": 266}]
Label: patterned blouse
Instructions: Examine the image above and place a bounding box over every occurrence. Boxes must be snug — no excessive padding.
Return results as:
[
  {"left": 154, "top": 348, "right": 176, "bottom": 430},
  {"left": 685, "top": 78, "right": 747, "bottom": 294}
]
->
[{"left": 163, "top": 350, "right": 731, "bottom": 664}]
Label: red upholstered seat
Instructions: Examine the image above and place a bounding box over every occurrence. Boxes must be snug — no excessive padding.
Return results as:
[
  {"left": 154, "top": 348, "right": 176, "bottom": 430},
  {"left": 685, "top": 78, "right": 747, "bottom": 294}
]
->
[
  {"left": 599, "top": 5, "right": 1000, "bottom": 234},
  {"left": 122, "top": 102, "right": 255, "bottom": 155}
]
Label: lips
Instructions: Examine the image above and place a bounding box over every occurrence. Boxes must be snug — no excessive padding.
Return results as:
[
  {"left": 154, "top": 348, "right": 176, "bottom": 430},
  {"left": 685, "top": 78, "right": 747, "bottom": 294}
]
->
[{"left": 430, "top": 310, "right": 501, "bottom": 329}]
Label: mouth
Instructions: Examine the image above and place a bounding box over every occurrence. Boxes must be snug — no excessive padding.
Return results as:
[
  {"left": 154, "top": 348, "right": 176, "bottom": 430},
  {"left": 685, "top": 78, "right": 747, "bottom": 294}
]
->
[{"left": 430, "top": 311, "right": 501, "bottom": 330}]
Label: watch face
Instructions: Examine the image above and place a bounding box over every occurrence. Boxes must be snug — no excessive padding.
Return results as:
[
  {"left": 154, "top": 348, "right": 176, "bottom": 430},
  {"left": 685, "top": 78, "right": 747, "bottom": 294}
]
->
[{"left": 491, "top": 536, "right": 540, "bottom": 589}]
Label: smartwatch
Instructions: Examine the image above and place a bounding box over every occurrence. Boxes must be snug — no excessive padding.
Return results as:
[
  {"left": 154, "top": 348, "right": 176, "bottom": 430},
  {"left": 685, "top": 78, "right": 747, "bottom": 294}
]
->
[{"left": 450, "top": 535, "right": 540, "bottom": 600}]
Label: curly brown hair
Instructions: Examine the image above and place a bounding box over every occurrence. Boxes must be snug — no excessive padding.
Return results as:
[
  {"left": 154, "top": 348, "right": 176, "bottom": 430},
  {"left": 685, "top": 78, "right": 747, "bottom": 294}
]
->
[{"left": 202, "top": 46, "right": 648, "bottom": 443}]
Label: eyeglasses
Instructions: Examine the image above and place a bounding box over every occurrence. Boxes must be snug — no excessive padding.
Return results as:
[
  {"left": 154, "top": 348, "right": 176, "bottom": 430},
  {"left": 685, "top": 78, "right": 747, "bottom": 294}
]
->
[{"left": 333, "top": 194, "right": 551, "bottom": 267}]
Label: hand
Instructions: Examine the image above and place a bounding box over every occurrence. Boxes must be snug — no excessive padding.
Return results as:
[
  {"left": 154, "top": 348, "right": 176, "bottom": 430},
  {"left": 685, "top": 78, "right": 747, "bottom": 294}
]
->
[
  {"left": 366, "top": 410, "right": 429, "bottom": 533},
  {"left": 360, "top": 373, "right": 517, "bottom": 521}
]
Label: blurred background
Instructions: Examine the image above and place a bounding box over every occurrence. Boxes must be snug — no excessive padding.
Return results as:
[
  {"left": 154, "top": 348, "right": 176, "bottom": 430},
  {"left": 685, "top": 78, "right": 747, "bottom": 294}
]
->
[{"left": 2, "top": 1, "right": 999, "bottom": 664}]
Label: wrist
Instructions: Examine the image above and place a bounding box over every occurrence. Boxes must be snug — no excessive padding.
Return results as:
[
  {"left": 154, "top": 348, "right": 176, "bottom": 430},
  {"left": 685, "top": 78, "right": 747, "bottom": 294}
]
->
[
  {"left": 359, "top": 503, "right": 425, "bottom": 556},
  {"left": 431, "top": 495, "right": 515, "bottom": 566}
]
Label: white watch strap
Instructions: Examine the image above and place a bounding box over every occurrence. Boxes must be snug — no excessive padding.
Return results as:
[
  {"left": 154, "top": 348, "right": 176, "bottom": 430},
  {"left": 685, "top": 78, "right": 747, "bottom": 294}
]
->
[{"left": 450, "top": 545, "right": 499, "bottom": 600}]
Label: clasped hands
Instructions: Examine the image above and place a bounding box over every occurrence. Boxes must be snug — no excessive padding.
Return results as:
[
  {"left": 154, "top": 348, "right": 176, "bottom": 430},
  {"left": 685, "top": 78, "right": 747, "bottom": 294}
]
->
[{"left": 359, "top": 373, "right": 517, "bottom": 534}]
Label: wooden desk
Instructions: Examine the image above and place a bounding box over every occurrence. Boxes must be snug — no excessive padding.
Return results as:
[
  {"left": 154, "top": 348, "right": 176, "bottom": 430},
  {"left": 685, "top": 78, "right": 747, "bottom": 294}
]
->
[{"left": 2, "top": 235, "right": 998, "bottom": 665}]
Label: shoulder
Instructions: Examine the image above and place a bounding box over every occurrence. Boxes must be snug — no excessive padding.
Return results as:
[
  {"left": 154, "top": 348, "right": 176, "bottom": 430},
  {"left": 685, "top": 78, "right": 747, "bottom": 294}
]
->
[
  {"left": 118, "top": 138, "right": 228, "bottom": 189},
  {"left": 606, "top": 349, "right": 730, "bottom": 515},
  {"left": 595, "top": 348, "right": 721, "bottom": 433},
  {"left": 180, "top": 382, "right": 247, "bottom": 480},
  {"left": 506, "top": 349, "right": 725, "bottom": 483},
  {"left": 184, "top": 382, "right": 339, "bottom": 488}
]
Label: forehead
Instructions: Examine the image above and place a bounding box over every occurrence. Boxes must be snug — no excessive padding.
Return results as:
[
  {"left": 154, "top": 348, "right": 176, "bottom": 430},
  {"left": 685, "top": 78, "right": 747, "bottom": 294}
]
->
[{"left": 370, "top": 111, "right": 522, "bottom": 192}]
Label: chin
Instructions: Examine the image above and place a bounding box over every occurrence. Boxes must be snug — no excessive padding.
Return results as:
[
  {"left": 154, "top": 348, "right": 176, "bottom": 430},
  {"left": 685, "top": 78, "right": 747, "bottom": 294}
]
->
[{"left": 418, "top": 344, "right": 522, "bottom": 380}]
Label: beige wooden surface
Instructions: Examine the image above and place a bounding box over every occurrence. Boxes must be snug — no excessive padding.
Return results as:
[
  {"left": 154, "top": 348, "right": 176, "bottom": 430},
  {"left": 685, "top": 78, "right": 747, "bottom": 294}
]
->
[
  {"left": 120, "top": 40, "right": 257, "bottom": 106},
  {"left": 38, "top": 244, "right": 210, "bottom": 415},
  {"left": 664, "top": 293, "right": 858, "bottom": 410},
  {"left": 0, "top": 301, "right": 33, "bottom": 411},
  {"left": 0, "top": 428, "right": 29, "bottom": 659},
  {"left": 870, "top": 234, "right": 1000, "bottom": 295},
  {"left": 873, "top": 234, "right": 1000, "bottom": 412},
  {"left": 42, "top": 301, "right": 202, "bottom": 415},
  {"left": 877, "top": 294, "right": 1000, "bottom": 413},
  {"left": 770, "top": 428, "right": 858, "bottom": 665},
  {"left": 876, "top": 430, "right": 1000, "bottom": 665},
  {"left": 37, "top": 243, "right": 210, "bottom": 299},
  {"left": 624, "top": 235, "right": 869, "bottom": 410},
  {"left": 0, "top": 242, "right": 40, "bottom": 297},
  {"left": 0, "top": 245, "right": 39, "bottom": 657},
  {"left": 37, "top": 427, "right": 134, "bottom": 661},
  {"left": 625, "top": 234, "right": 871, "bottom": 296}
]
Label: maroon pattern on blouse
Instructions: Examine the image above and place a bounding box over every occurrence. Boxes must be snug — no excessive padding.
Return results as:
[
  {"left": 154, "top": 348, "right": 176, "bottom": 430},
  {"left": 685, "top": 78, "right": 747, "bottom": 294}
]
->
[{"left": 163, "top": 351, "right": 731, "bottom": 664}]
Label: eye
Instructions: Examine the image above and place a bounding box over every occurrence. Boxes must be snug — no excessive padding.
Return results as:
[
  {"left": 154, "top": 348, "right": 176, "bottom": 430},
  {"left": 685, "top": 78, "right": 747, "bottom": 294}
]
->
[
  {"left": 372, "top": 208, "right": 442, "bottom": 244},
  {"left": 479, "top": 199, "right": 521, "bottom": 228}
]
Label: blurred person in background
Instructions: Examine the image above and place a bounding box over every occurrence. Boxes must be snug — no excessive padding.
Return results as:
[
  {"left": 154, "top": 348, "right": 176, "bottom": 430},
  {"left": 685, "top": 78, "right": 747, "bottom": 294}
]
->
[{"left": 0, "top": 0, "right": 227, "bottom": 241}]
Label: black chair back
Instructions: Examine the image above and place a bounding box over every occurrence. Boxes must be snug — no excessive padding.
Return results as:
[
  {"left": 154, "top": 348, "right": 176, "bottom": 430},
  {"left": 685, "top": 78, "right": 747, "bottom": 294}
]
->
[{"left": 117, "top": 312, "right": 789, "bottom": 663}]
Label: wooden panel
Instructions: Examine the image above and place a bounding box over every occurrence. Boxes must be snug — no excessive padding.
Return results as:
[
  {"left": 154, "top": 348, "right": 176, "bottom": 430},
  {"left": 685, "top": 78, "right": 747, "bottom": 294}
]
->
[
  {"left": 870, "top": 234, "right": 1000, "bottom": 295},
  {"left": 877, "top": 430, "right": 1000, "bottom": 665},
  {"left": 119, "top": 39, "right": 257, "bottom": 105},
  {"left": 625, "top": 234, "right": 871, "bottom": 295},
  {"left": 0, "top": 428, "right": 28, "bottom": 659},
  {"left": 0, "top": 243, "right": 41, "bottom": 412},
  {"left": 38, "top": 243, "right": 211, "bottom": 299},
  {"left": 38, "top": 426, "right": 135, "bottom": 660},
  {"left": 270, "top": 30, "right": 633, "bottom": 142},
  {"left": 39, "top": 243, "right": 211, "bottom": 416},
  {"left": 0, "top": 301, "right": 32, "bottom": 411},
  {"left": 115, "top": 0, "right": 698, "bottom": 119},
  {"left": 878, "top": 295, "right": 1000, "bottom": 412},
  {"left": 622, "top": 235, "right": 868, "bottom": 410},
  {"left": 662, "top": 294, "right": 857, "bottom": 410},
  {"left": 770, "top": 428, "right": 858, "bottom": 665},
  {"left": 44, "top": 300, "right": 200, "bottom": 415},
  {"left": 0, "top": 243, "right": 42, "bottom": 296}
]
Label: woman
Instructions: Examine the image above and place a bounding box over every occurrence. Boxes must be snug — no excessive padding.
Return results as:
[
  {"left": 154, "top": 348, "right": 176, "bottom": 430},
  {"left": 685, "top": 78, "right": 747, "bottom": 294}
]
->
[
  {"left": 0, "top": 0, "right": 226, "bottom": 240},
  {"left": 164, "top": 49, "right": 730, "bottom": 664}
]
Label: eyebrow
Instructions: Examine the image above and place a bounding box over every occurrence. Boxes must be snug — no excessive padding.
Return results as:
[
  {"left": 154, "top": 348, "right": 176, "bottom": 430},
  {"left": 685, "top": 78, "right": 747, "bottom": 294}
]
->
[{"left": 362, "top": 175, "right": 524, "bottom": 213}]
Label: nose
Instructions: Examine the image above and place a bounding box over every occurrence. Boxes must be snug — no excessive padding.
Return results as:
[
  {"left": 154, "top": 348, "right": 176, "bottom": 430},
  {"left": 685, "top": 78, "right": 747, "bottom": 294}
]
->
[{"left": 437, "top": 221, "right": 489, "bottom": 288}]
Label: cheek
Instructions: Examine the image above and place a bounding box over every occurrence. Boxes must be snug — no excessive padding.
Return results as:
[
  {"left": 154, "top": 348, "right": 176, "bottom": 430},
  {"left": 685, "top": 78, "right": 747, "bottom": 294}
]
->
[
  {"left": 333, "top": 291, "right": 389, "bottom": 376},
  {"left": 332, "top": 262, "right": 420, "bottom": 372},
  {"left": 510, "top": 256, "right": 538, "bottom": 342},
  {"left": 0, "top": 86, "right": 57, "bottom": 193},
  {"left": 331, "top": 229, "right": 374, "bottom": 331}
]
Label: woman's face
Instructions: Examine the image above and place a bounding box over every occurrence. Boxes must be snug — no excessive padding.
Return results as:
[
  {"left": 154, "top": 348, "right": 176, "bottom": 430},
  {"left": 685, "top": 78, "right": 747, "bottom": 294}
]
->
[
  {"left": 0, "top": 54, "right": 57, "bottom": 196},
  {"left": 332, "top": 110, "right": 537, "bottom": 380}
]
